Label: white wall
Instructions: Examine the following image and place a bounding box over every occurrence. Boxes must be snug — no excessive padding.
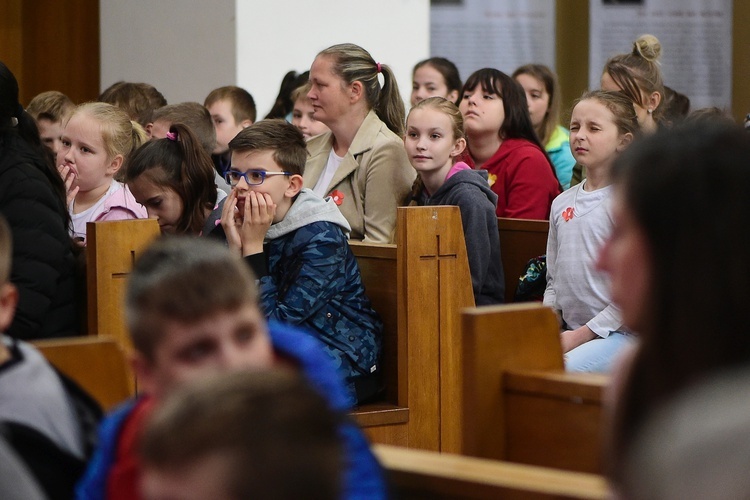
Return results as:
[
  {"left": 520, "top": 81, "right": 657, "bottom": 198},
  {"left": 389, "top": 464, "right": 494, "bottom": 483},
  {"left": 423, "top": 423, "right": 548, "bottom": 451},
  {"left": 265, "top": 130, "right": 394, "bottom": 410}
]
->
[
  {"left": 101, "top": 0, "right": 430, "bottom": 117},
  {"left": 100, "top": 1, "right": 236, "bottom": 105},
  {"left": 236, "top": 0, "right": 430, "bottom": 117}
]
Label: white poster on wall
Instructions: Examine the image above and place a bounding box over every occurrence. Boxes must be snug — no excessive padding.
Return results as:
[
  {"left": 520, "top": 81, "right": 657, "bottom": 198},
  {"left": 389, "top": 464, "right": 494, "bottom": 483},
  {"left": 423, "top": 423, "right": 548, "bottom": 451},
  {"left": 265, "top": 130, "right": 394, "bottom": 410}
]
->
[
  {"left": 430, "top": 0, "right": 556, "bottom": 82},
  {"left": 589, "top": 0, "right": 732, "bottom": 110}
]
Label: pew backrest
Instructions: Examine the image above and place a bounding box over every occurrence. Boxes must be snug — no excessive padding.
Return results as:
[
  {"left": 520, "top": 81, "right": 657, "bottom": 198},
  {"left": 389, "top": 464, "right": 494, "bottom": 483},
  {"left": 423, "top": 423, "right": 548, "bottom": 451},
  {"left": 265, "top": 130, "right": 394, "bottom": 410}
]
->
[
  {"left": 86, "top": 218, "right": 160, "bottom": 350},
  {"left": 458, "top": 303, "right": 608, "bottom": 473},
  {"left": 33, "top": 336, "right": 134, "bottom": 411},
  {"left": 497, "top": 217, "right": 549, "bottom": 302}
]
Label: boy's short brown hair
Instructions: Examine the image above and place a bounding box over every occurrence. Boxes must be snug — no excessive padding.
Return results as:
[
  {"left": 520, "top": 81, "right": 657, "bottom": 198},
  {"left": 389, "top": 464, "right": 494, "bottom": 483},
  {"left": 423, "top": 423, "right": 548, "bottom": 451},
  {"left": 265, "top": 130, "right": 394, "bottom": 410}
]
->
[
  {"left": 290, "top": 82, "right": 312, "bottom": 105},
  {"left": 151, "top": 102, "right": 217, "bottom": 155},
  {"left": 99, "top": 81, "right": 167, "bottom": 127},
  {"left": 141, "top": 370, "right": 342, "bottom": 500},
  {"left": 204, "top": 86, "right": 257, "bottom": 124},
  {"left": 26, "top": 91, "right": 75, "bottom": 123},
  {"left": 125, "top": 237, "right": 258, "bottom": 360},
  {"left": 228, "top": 119, "right": 307, "bottom": 175}
]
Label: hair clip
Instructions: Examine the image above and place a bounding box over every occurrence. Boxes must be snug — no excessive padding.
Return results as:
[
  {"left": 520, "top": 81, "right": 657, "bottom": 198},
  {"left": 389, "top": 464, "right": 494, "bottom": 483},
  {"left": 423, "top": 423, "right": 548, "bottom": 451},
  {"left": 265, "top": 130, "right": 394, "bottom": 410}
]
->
[
  {"left": 166, "top": 131, "right": 178, "bottom": 141},
  {"left": 376, "top": 62, "right": 382, "bottom": 73}
]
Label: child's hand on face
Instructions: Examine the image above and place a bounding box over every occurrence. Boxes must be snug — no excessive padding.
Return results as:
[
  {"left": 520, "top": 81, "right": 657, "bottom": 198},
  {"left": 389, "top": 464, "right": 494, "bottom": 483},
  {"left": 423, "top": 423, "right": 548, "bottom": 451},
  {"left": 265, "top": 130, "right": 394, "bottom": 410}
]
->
[
  {"left": 220, "top": 190, "right": 276, "bottom": 257},
  {"left": 57, "top": 165, "right": 79, "bottom": 205}
]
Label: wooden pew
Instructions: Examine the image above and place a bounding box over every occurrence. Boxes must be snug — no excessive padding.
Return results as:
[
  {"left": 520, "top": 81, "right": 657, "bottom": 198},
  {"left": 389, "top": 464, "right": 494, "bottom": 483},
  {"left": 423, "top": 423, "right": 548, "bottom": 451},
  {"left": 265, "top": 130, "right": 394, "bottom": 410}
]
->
[
  {"left": 374, "top": 444, "right": 609, "bottom": 499},
  {"left": 86, "top": 218, "right": 161, "bottom": 350},
  {"left": 497, "top": 217, "right": 549, "bottom": 303},
  {"left": 32, "top": 336, "right": 134, "bottom": 411},
  {"left": 457, "top": 303, "right": 609, "bottom": 474},
  {"left": 350, "top": 206, "right": 475, "bottom": 452}
]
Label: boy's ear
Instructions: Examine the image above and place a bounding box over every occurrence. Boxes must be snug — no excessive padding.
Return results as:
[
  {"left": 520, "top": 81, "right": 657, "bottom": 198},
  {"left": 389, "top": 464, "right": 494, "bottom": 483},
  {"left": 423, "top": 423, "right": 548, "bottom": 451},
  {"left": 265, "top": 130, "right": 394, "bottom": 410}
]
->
[
  {"left": 240, "top": 119, "right": 253, "bottom": 129},
  {"left": 0, "top": 283, "right": 18, "bottom": 332},
  {"left": 108, "top": 154, "right": 124, "bottom": 176},
  {"left": 130, "top": 351, "right": 158, "bottom": 396},
  {"left": 285, "top": 174, "right": 304, "bottom": 199},
  {"left": 451, "top": 137, "right": 467, "bottom": 157},
  {"left": 145, "top": 122, "right": 154, "bottom": 137},
  {"left": 447, "top": 89, "right": 459, "bottom": 104}
]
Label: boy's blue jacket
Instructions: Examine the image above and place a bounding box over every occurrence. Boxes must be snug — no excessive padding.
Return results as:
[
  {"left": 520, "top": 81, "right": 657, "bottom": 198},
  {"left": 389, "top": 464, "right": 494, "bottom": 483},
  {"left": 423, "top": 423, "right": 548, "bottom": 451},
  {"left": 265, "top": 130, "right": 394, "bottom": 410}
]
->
[
  {"left": 75, "top": 320, "right": 386, "bottom": 500},
  {"left": 260, "top": 189, "right": 382, "bottom": 401}
]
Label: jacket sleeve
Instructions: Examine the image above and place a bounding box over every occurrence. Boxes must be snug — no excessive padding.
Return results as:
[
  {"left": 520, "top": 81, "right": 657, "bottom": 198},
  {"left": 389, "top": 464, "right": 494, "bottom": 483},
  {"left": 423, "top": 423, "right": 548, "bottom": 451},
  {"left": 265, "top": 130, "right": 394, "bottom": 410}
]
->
[
  {"left": 503, "top": 149, "right": 558, "bottom": 220},
  {"left": 260, "top": 223, "right": 349, "bottom": 324},
  {"left": 0, "top": 167, "right": 71, "bottom": 339},
  {"left": 360, "top": 138, "right": 415, "bottom": 243}
]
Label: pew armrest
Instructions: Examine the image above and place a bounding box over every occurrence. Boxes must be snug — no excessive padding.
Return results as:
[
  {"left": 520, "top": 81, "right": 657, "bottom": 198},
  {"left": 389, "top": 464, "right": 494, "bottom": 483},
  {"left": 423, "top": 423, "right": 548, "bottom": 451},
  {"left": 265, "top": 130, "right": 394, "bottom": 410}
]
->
[{"left": 373, "top": 444, "right": 609, "bottom": 499}]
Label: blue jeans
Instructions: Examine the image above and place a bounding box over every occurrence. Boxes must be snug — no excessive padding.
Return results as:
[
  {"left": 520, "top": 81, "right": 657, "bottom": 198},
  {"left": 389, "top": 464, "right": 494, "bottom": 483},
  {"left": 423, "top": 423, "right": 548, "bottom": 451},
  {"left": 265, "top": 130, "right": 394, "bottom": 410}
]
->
[{"left": 565, "top": 330, "right": 635, "bottom": 373}]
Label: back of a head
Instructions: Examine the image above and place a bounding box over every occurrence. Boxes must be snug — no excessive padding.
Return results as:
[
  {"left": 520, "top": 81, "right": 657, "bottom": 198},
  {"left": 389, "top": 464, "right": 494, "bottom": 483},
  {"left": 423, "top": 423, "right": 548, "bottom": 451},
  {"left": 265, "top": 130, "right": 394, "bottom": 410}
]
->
[
  {"left": 125, "top": 237, "right": 258, "bottom": 360},
  {"left": 318, "top": 43, "right": 405, "bottom": 136},
  {"left": 660, "top": 86, "right": 691, "bottom": 126},
  {"left": 229, "top": 119, "right": 307, "bottom": 176},
  {"left": 204, "top": 86, "right": 257, "bottom": 124},
  {"left": 151, "top": 102, "right": 216, "bottom": 155},
  {"left": 26, "top": 91, "right": 75, "bottom": 123},
  {"left": 264, "top": 70, "right": 310, "bottom": 120},
  {"left": 604, "top": 34, "right": 665, "bottom": 120},
  {"left": 99, "top": 81, "right": 167, "bottom": 128},
  {"left": 609, "top": 122, "right": 750, "bottom": 480},
  {"left": 141, "top": 370, "right": 343, "bottom": 500}
]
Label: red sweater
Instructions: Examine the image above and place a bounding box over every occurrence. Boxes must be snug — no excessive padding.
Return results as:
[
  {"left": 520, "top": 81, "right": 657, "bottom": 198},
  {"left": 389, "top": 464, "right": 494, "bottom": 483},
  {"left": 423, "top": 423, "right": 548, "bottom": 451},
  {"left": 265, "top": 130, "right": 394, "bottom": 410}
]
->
[{"left": 467, "top": 138, "right": 560, "bottom": 220}]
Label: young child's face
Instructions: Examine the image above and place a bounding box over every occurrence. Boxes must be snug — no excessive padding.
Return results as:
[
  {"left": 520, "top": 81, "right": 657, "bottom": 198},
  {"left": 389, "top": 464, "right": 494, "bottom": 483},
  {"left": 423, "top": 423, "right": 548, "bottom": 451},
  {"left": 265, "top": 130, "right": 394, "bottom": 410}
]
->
[
  {"left": 515, "top": 73, "right": 550, "bottom": 130},
  {"left": 411, "top": 64, "right": 457, "bottom": 106},
  {"left": 459, "top": 84, "right": 505, "bottom": 138},
  {"left": 207, "top": 100, "right": 247, "bottom": 155},
  {"left": 569, "top": 98, "right": 628, "bottom": 170},
  {"left": 230, "top": 149, "right": 300, "bottom": 223},
  {"left": 129, "top": 175, "right": 184, "bottom": 234},
  {"left": 58, "top": 112, "right": 120, "bottom": 194},
  {"left": 292, "top": 97, "right": 330, "bottom": 140},
  {"left": 405, "top": 107, "right": 463, "bottom": 176},
  {"left": 142, "top": 453, "right": 234, "bottom": 500},
  {"left": 37, "top": 118, "right": 65, "bottom": 155},
  {"left": 136, "top": 303, "right": 273, "bottom": 400}
]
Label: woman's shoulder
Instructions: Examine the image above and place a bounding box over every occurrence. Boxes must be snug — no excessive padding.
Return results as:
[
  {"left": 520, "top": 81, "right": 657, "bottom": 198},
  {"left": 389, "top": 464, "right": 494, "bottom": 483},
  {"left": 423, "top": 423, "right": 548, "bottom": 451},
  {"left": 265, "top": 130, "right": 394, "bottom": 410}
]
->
[{"left": 305, "top": 131, "right": 335, "bottom": 158}]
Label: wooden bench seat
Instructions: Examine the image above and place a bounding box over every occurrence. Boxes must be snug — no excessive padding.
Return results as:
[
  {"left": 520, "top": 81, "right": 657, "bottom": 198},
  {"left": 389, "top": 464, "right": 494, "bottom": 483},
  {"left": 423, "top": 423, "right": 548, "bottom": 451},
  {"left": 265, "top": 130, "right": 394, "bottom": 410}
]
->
[
  {"left": 374, "top": 444, "right": 609, "bottom": 499},
  {"left": 497, "top": 217, "right": 549, "bottom": 303}
]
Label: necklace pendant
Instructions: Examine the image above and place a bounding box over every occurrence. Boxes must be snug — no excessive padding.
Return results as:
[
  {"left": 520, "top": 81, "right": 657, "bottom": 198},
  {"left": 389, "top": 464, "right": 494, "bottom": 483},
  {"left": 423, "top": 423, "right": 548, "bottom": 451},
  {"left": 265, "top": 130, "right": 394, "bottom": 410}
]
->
[{"left": 562, "top": 207, "right": 574, "bottom": 221}]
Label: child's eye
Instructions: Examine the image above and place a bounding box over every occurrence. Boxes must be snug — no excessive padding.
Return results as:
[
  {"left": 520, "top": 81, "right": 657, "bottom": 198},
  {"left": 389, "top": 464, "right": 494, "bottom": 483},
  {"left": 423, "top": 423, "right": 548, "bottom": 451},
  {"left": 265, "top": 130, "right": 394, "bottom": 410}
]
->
[
  {"left": 407, "top": 132, "right": 418, "bottom": 138},
  {"left": 178, "top": 341, "right": 214, "bottom": 363},
  {"left": 214, "top": 118, "right": 223, "bottom": 125},
  {"left": 483, "top": 94, "right": 494, "bottom": 100},
  {"left": 292, "top": 111, "right": 302, "bottom": 119},
  {"left": 426, "top": 85, "right": 437, "bottom": 92},
  {"left": 462, "top": 93, "right": 471, "bottom": 100},
  {"left": 61, "top": 139, "right": 71, "bottom": 147},
  {"left": 430, "top": 133, "right": 441, "bottom": 139},
  {"left": 412, "top": 83, "right": 419, "bottom": 91},
  {"left": 80, "top": 147, "right": 91, "bottom": 153}
]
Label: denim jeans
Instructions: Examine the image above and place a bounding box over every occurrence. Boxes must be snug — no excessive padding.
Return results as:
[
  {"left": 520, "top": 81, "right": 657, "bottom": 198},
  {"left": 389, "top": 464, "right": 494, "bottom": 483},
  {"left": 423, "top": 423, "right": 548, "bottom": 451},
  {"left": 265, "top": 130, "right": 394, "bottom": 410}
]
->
[{"left": 565, "top": 330, "right": 635, "bottom": 373}]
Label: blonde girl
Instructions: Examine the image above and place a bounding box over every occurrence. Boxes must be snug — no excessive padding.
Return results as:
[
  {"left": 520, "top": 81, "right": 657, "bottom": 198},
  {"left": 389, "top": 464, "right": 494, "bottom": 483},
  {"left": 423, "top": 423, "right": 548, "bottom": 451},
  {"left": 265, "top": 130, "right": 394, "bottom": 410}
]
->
[
  {"left": 58, "top": 102, "right": 147, "bottom": 243},
  {"left": 543, "top": 90, "right": 639, "bottom": 372},
  {"left": 405, "top": 97, "right": 504, "bottom": 305}
]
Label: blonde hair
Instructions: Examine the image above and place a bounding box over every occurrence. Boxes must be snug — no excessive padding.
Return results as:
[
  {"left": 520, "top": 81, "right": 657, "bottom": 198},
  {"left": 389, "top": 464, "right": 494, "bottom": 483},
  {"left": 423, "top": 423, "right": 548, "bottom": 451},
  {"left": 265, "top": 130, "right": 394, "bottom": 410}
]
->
[
  {"left": 574, "top": 90, "right": 641, "bottom": 139},
  {"left": 71, "top": 102, "right": 146, "bottom": 161},
  {"left": 407, "top": 96, "right": 464, "bottom": 142},
  {"left": 603, "top": 34, "right": 665, "bottom": 121},
  {"left": 317, "top": 43, "right": 405, "bottom": 136},
  {"left": 26, "top": 91, "right": 75, "bottom": 123},
  {"left": 291, "top": 82, "right": 312, "bottom": 104}
]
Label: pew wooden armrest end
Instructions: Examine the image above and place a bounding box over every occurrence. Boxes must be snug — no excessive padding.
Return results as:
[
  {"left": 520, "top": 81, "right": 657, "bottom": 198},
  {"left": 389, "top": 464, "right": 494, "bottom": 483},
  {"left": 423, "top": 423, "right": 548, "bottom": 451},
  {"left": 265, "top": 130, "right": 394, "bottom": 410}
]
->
[
  {"left": 374, "top": 444, "right": 609, "bottom": 499},
  {"left": 505, "top": 370, "right": 609, "bottom": 403}
]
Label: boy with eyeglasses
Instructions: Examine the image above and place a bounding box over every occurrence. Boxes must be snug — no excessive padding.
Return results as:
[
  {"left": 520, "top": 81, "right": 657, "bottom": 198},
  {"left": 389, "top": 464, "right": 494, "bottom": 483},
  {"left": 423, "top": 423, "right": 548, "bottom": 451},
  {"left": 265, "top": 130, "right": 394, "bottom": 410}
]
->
[{"left": 220, "top": 119, "right": 382, "bottom": 405}]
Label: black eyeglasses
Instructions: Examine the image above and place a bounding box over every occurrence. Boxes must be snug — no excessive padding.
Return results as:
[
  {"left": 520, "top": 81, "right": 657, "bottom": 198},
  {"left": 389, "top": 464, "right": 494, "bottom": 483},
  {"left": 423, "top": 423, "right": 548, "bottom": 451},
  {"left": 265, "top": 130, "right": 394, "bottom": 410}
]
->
[{"left": 224, "top": 169, "right": 292, "bottom": 186}]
